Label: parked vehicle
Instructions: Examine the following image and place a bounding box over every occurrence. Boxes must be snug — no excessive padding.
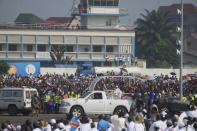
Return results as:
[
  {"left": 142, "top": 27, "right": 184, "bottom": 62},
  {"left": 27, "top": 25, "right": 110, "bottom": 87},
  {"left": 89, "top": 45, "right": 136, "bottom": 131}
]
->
[
  {"left": 59, "top": 90, "right": 133, "bottom": 117},
  {"left": 0, "top": 87, "right": 38, "bottom": 115}
]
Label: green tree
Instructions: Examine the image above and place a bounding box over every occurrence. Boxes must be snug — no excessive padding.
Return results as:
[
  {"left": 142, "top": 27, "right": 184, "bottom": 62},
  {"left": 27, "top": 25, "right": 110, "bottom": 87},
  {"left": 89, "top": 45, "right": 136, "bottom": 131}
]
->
[
  {"left": 50, "top": 45, "right": 72, "bottom": 64},
  {"left": 0, "top": 61, "right": 9, "bottom": 74},
  {"left": 135, "top": 9, "right": 179, "bottom": 68},
  {"left": 15, "top": 13, "right": 43, "bottom": 24}
]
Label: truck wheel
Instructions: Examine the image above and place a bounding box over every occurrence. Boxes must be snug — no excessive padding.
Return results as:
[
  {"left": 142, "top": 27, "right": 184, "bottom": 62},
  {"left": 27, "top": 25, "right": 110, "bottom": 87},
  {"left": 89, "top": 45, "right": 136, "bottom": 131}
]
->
[
  {"left": 8, "top": 105, "right": 18, "bottom": 116},
  {"left": 114, "top": 106, "right": 127, "bottom": 115},
  {"left": 70, "top": 106, "right": 84, "bottom": 117}
]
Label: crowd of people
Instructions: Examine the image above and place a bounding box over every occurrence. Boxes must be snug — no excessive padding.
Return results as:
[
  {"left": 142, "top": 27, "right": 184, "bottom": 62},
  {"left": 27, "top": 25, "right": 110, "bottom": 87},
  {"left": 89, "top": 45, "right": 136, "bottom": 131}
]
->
[{"left": 1, "top": 72, "right": 197, "bottom": 131}]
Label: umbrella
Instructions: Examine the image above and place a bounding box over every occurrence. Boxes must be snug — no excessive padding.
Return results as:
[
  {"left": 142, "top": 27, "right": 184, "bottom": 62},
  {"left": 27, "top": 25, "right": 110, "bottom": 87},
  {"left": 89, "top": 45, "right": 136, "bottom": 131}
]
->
[
  {"left": 120, "top": 68, "right": 128, "bottom": 73},
  {"left": 170, "top": 72, "right": 176, "bottom": 75},
  {"left": 145, "top": 76, "right": 155, "bottom": 81}
]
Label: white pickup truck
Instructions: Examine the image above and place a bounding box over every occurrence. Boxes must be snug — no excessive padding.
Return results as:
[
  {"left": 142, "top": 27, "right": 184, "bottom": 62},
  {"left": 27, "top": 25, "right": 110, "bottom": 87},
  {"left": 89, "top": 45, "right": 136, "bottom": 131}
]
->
[{"left": 59, "top": 90, "right": 133, "bottom": 117}]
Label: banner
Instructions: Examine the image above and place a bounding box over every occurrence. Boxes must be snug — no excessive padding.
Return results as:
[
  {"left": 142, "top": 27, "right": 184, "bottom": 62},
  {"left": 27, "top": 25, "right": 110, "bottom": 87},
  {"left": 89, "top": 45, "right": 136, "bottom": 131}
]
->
[{"left": 8, "top": 62, "right": 40, "bottom": 76}]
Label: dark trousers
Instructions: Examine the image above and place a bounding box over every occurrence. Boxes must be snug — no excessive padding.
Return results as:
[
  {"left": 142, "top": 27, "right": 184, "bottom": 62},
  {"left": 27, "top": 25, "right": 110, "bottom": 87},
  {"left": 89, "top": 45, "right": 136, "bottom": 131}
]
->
[{"left": 55, "top": 104, "right": 60, "bottom": 112}]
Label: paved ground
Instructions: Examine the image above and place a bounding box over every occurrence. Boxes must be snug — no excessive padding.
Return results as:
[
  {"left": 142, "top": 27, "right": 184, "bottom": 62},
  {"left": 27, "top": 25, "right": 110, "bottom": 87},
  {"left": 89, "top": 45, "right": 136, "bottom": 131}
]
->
[{"left": 0, "top": 113, "right": 67, "bottom": 126}]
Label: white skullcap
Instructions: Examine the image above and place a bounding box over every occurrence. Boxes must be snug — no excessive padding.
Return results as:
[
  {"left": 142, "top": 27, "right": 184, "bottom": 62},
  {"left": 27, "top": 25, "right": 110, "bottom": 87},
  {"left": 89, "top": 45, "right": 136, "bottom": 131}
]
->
[
  {"left": 50, "top": 119, "right": 56, "bottom": 125},
  {"left": 16, "top": 125, "right": 22, "bottom": 131},
  {"left": 58, "top": 122, "right": 65, "bottom": 129},
  {"left": 124, "top": 113, "right": 129, "bottom": 118}
]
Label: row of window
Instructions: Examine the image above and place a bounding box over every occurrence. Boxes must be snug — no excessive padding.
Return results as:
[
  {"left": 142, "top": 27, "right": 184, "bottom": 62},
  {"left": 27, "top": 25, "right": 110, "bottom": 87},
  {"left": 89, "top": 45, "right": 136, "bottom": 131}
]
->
[
  {"left": 0, "top": 90, "right": 37, "bottom": 99},
  {"left": 88, "top": 0, "right": 119, "bottom": 6},
  {"left": 0, "top": 90, "right": 22, "bottom": 97},
  {"left": 0, "top": 45, "right": 114, "bottom": 52}
]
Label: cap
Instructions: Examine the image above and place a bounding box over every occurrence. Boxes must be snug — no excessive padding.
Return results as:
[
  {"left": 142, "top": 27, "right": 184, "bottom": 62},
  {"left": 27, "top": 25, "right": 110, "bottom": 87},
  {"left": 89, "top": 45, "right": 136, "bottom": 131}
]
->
[
  {"left": 124, "top": 113, "right": 129, "bottom": 118},
  {"left": 16, "top": 125, "right": 22, "bottom": 131},
  {"left": 58, "top": 122, "right": 65, "bottom": 129},
  {"left": 50, "top": 119, "right": 56, "bottom": 125}
]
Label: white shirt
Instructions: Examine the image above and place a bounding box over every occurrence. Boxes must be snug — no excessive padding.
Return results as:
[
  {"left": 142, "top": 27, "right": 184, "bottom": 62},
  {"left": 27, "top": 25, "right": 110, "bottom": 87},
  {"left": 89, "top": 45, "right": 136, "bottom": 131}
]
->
[
  {"left": 149, "top": 120, "right": 167, "bottom": 131},
  {"left": 54, "top": 128, "right": 60, "bottom": 131},
  {"left": 42, "top": 124, "right": 52, "bottom": 131},
  {"left": 126, "top": 121, "right": 135, "bottom": 131},
  {"left": 165, "top": 126, "right": 173, "bottom": 131},
  {"left": 79, "top": 123, "right": 91, "bottom": 131},
  {"left": 64, "top": 125, "right": 71, "bottom": 131},
  {"left": 91, "top": 127, "right": 99, "bottom": 131},
  {"left": 32, "top": 128, "right": 42, "bottom": 131},
  {"left": 111, "top": 115, "right": 126, "bottom": 131},
  {"left": 176, "top": 126, "right": 193, "bottom": 131},
  {"left": 133, "top": 123, "right": 145, "bottom": 131},
  {"left": 108, "top": 123, "right": 115, "bottom": 131}
]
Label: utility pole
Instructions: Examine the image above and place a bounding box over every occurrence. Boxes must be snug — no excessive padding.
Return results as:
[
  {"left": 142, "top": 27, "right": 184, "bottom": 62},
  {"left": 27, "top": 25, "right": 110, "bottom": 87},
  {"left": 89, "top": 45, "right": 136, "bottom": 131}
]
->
[{"left": 180, "top": 0, "right": 184, "bottom": 101}]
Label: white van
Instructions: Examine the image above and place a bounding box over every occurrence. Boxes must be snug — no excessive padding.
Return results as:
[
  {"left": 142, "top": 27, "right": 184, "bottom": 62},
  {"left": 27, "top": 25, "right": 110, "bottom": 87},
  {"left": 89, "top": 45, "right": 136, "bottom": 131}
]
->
[{"left": 0, "top": 87, "right": 38, "bottom": 115}]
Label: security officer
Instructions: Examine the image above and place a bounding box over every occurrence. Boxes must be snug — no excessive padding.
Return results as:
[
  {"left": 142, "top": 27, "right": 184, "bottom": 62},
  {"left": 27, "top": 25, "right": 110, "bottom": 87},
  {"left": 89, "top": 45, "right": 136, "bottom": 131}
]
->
[
  {"left": 182, "top": 96, "right": 187, "bottom": 102},
  {"left": 44, "top": 93, "right": 51, "bottom": 113},
  {"left": 54, "top": 93, "right": 61, "bottom": 112},
  {"left": 68, "top": 91, "right": 71, "bottom": 98},
  {"left": 76, "top": 93, "right": 80, "bottom": 99},
  {"left": 31, "top": 94, "right": 39, "bottom": 117},
  {"left": 71, "top": 91, "right": 74, "bottom": 98}
]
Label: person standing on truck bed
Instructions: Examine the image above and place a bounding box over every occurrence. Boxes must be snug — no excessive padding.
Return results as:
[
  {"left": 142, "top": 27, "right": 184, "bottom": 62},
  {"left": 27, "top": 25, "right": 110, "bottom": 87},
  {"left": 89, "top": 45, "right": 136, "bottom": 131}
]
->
[{"left": 31, "top": 94, "right": 40, "bottom": 117}]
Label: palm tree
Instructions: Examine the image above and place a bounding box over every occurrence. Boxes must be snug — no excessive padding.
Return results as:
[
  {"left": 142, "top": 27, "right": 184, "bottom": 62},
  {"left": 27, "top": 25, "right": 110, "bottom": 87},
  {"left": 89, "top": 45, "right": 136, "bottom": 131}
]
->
[
  {"left": 135, "top": 9, "right": 178, "bottom": 68},
  {"left": 50, "top": 45, "right": 72, "bottom": 64}
]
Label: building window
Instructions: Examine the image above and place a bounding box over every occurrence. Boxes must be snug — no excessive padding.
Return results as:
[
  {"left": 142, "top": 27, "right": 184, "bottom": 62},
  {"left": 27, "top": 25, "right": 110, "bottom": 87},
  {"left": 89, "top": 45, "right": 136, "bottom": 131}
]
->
[
  {"left": 84, "top": 48, "right": 89, "bottom": 52},
  {"left": 107, "top": 0, "right": 113, "bottom": 6},
  {"left": 9, "top": 44, "right": 17, "bottom": 51},
  {"left": 0, "top": 44, "right": 2, "bottom": 51},
  {"left": 101, "top": 0, "right": 107, "bottom": 6},
  {"left": 93, "top": 45, "right": 102, "bottom": 52},
  {"left": 51, "top": 45, "right": 58, "bottom": 52},
  {"left": 38, "top": 45, "right": 46, "bottom": 51},
  {"left": 106, "top": 46, "right": 113, "bottom": 52},
  {"left": 106, "top": 19, "right": 112, "bottom": 26},
  {"left": 88, "top": 0, "right": 94, "bottom": 6},
  {"left": 27, "top": 45, "right": 33, "bottom": 51},
  {"left": 67, "top": 46, "right": 73, "bottom": 52},
  {"left": 94, "top": 0, "right": 100, "bottom": 6}
]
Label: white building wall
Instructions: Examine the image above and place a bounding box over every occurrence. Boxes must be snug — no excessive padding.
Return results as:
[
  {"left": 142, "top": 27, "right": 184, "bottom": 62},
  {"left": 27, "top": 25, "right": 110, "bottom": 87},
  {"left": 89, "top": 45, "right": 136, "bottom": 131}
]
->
[
  {"left": 0, "top": 29, "right": 135, "bottom": 37},
  {"left": 87, "top": 16, "right": 119, "bottom": 28},
  {"left": 40, "top": 67, "right": 197, "bottom": 79},
  {"left": 0, "top": 29, "right": 135, "bottom": 60}
]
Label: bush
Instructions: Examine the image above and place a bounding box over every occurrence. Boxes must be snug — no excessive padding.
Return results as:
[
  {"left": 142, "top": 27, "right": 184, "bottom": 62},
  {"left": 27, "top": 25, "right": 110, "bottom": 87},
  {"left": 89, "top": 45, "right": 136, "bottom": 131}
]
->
[{"left": 0, "top": 61, "right": 9, "bottom": 74}]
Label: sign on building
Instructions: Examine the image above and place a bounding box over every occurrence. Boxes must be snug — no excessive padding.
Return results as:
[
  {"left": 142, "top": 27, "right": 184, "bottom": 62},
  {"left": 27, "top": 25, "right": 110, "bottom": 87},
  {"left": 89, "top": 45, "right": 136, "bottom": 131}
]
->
[{"left": 8, "top": 62, "right": 40, "bottom": 76}]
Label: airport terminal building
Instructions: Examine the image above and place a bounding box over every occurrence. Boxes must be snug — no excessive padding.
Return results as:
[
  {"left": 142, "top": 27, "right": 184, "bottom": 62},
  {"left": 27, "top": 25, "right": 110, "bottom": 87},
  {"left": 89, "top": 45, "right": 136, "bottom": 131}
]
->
[{"left": 0, "top": 0, "right": 135, "bottom": 67}]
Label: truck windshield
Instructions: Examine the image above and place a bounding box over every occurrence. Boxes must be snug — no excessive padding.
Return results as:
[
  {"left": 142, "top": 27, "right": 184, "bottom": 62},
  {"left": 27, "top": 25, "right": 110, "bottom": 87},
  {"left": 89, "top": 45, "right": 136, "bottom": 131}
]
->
[{"left": 79, "top": 91, "right": 92, "bottom": 98}]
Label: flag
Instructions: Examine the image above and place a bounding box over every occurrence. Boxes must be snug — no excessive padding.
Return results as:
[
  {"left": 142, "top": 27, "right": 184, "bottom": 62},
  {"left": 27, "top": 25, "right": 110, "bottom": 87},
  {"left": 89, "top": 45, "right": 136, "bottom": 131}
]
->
[
  {"left": 177, "top": 8, "right": 181, "bottom": 15},
  {"left": 142, "top": 74, "right": 148, "bottom": 79},
  {"left": 177, "top": 49, "right": 180, "bottom": 55},
  {"left": 70, "top": 116, "right": 79, "bottom": 131},
  {"left": 183, "top": 76, "right": 191, "bottom": 81}
]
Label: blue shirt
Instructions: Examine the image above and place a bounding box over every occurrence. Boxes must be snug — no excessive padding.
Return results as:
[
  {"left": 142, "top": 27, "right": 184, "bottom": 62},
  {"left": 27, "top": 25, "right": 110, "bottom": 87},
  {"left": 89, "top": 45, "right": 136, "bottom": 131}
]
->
[{"left": 97, "top": 119, "right": 109, "bottom": 131}]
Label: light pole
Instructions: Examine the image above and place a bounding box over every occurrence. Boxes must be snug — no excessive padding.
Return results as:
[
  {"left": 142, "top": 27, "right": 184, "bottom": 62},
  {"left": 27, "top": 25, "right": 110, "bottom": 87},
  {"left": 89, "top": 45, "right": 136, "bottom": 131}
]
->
[{"left": 180, "top": 0, "right": 184, "bottom": 101}]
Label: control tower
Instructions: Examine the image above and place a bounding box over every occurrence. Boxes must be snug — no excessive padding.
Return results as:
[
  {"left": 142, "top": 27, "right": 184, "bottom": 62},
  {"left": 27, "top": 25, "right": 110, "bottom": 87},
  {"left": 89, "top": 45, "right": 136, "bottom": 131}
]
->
[{"left": 72, "top": 0, "right": 128, "bottom": 29}]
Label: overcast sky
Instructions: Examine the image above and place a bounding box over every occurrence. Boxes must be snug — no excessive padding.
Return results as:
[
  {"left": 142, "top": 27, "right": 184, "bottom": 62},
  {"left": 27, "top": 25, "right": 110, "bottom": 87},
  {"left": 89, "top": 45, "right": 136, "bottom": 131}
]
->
[{"left": 0, "top": 0, "right": 197, "bottom": 25}]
